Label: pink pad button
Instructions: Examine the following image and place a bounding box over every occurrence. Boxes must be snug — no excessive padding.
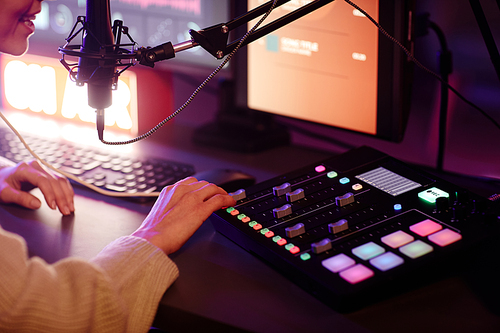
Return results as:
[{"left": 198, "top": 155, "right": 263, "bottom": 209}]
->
[
  {"left": 428, "top": 229, "right": 462, "bottom": 247},
  {"left": 339, "top": 264, "right": 374, "bottom": 284},
  {"left": 409, "top": 219, "right": 442, "bottom": 236}
]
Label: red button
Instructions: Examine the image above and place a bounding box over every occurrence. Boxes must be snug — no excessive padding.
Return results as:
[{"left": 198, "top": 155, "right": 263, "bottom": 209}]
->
[{"left": 265, "top": 231, "right": 275, "bottom": 238}]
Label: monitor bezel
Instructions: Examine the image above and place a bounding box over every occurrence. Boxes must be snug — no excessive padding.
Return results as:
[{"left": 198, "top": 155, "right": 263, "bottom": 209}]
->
[{"left": 232, "top": 0, "right": 415, "bottom": 143}]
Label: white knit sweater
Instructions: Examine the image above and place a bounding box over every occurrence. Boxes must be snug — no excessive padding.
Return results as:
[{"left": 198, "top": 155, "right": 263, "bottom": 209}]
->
[{"left": 0, "top": 226, "right": 179, "bottom": 332}]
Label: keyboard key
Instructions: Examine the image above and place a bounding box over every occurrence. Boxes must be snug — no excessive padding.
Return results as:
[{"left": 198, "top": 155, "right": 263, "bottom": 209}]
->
[{"left": 105, "top": 184, "right": 127, "bottom": 192}]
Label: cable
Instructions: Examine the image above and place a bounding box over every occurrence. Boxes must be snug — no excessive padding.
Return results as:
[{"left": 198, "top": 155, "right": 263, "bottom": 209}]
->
[
  {"left": 415, "top": 13, "right": 472, "bottom": 173},
  {"left": 100, "top": 0, "right": 281, "bottom": 146},
  {"left": 426, "top": 20, "right": 452, "bottom": 172}
]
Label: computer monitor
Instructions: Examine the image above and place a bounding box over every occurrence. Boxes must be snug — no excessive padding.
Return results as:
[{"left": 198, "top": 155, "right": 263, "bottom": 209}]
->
[{"left": 210, "top": 0, "right": 414, "bottom": 151}]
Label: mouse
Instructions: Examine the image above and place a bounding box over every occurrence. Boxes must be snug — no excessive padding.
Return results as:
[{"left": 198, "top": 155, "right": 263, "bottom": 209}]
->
[{"left": 192, "top": 168, "right": 256, "bottom": 193}]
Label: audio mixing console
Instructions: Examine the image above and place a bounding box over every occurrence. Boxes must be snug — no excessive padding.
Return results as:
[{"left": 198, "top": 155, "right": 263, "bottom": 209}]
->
[{"left": 209, "top": 146, "right": 500, "bottom": 311}]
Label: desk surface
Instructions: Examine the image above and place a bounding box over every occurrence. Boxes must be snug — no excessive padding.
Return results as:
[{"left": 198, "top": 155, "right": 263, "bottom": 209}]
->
[{"left": 1, "top": 127, "right": 500, "bottom": 333}]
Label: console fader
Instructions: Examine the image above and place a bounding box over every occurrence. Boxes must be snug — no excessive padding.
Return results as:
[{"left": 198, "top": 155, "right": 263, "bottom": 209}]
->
[{"left": 209, "top": 146, "right": 500, "bottom": 311}]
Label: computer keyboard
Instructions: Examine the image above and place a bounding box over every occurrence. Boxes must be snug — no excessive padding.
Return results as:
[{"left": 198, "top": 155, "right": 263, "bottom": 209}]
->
[{"left": 0, "top": 127, "right": 195, "bottom": 195}]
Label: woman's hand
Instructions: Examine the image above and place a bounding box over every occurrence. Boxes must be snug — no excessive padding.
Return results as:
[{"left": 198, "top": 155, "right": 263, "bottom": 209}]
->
[
  {"left": 132, "top": 177, "right": 236, "bottom": 255},
  {"left": 0, "top": 160, "right": 75, "bottom": 215}
]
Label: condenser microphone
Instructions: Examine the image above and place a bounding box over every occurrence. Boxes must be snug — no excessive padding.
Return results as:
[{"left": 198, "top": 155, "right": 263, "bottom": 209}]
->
[
  {"left": 77, "top": 0, "right": 116, "bottom": 140},
  {"left": 58, "top": 0, "right": 180, "bottom": 141}
]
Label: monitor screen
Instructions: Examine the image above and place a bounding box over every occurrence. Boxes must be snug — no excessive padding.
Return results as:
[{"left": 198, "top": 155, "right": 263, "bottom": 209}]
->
[{"left": 234, "top": 0, "right": 414, "bottom": 142}]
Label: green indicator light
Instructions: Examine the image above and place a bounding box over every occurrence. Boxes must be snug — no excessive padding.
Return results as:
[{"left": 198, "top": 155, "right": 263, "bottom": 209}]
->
[
  {"left": 226, "top": 207, "right": 235, "bottom": 213},
  {"left": 272, "top": 235, "right": 282, "bottom": 243},
  {"left": 300, "top": 253, "right": 311, "bottom": 261},
  {"left": 260, "top": 228, "right": 269, "bottom": 235},
  {"left": 327, "top": 171, "right": 338, "bottom": 179},
  {"left": 237, "top": 214, "right": 246, "bottom": 220},
  {"left": 248, "top": 221, "right": 257, "bottom": 227},
  {"left": 285, "top": 243, "right": 294, "bottom": 251},
  {"left": 418, "top": 187, "right": 450, "bottom": 203}
]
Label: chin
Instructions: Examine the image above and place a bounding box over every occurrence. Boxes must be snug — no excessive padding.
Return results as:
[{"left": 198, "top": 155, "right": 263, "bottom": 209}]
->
[
  {"left": 0, "top": 41, "right": 29, "bottom": 57},
  {"left": 12, "top": 45, "right": 29, "bottom": 57},
  {"left": 8, "top": 50, "right": 28, "bottom": 57}
]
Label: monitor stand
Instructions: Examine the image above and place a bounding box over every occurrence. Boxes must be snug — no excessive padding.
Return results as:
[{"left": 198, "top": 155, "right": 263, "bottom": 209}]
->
[{"left": 193, "top": 80, "right": 290, "bottom": 153}]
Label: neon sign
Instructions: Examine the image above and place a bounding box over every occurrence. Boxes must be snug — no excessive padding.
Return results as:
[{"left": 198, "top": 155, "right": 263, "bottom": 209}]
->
[{"left": 0, "top": 54, "right": 138, "bottom": 135}]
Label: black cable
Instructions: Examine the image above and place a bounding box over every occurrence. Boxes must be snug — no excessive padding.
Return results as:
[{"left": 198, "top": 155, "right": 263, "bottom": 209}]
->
[
  {"left": 427, "top": 21, "right": 452, "bottom": 172},
  {"left": 469, "top": 0, "right": 500, "bottom": 82}
]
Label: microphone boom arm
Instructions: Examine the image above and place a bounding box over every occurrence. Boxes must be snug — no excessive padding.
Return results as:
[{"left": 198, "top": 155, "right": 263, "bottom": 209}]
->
[
  {"left": 189, "top": 0, "right": 335, "bottom": 59},
  {"left": 58, "top": 0, "right": 335, "bottom": 71}
]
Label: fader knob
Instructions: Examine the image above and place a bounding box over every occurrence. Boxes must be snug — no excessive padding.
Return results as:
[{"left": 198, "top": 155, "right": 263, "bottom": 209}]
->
[
  {"left": 285, "top": 223, "right": 305, "bottom": 238},
  {"left": 435, "top": 196, "right": 449, "bottom": 213},
  {"left": 273, "top": 204, "right": 292, "bottom": 219},
  {"left": 311, "top": 238, "right": 332, "bottom": 254},
  {"left": 335, "top": 192, "right": 354, "bottom": 207},
  {"left": 329, "top": 219, "right": 349, "bottom": 234},
  {"left": 229, "top": 189, "right": 246, "bottom": 201},
  {"left": 286, "top": 188, "right": 305, "bottom": 202},
  {"left": 273, "top": 182, "right": 292, "bottom": 196}
]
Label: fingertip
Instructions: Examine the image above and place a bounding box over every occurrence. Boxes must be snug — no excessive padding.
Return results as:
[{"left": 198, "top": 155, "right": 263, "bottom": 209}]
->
[
  {"left": 210, "top": 193, "right": 237, "bottom": 210},
  {"left": 61, "top": 206, "right": 71, "bottom": 216},
  {"left": 30, "top": 198, "right": 42, "bottom": 210}
]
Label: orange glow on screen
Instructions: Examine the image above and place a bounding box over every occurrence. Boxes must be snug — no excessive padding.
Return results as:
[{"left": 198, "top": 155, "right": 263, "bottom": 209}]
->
[{"left": 247, "top": 0, "right": 379, "bottom": 135}]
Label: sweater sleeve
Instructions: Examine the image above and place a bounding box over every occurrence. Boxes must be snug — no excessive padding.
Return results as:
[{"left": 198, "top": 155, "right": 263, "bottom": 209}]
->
[{"left": 0, "top": 226, "right": 179, "bottom": 333}]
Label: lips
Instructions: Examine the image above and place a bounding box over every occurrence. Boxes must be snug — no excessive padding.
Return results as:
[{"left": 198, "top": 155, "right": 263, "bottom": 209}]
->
[{"left": 20, "top": 16, "right": 36, "bottom": 34}]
